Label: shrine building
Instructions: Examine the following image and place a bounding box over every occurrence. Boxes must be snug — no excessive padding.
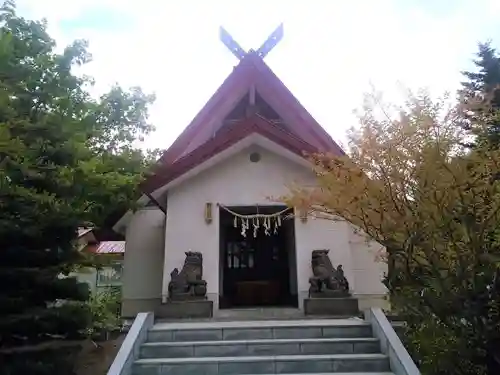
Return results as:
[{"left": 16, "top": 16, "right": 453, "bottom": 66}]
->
[{"left": 113, "top": 25, "right": 387, "bottom": 318}]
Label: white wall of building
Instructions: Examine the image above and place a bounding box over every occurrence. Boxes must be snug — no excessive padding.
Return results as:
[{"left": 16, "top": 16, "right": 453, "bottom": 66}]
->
[
  {"left": 163, "top": 144, "right": 385, "bottom": 310},
  {"left": 122, "top": 207, "right": 165, "bottom": 317},
  {"left": 349, "top": 227, "right": 388, "bottom": 309}
]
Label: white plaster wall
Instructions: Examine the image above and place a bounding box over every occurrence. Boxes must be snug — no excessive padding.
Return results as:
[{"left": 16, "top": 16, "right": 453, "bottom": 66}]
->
[
  {"left": 295, "top": 217, "right": 356, "bottom": 304},
  {"left": 163, "top": 145, "right": 364, "bottom": 310},
  {"left": 349, "top": 227, "right": 388, "bottom": 297},
  {"left": 122, "top": 208, "right": 165, "bottom": 302}
]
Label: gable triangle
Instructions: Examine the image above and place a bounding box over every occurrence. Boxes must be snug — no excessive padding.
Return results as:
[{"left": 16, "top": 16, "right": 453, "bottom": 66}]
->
[
  {"left": 157, "top": 52, "right": 343, "bottom": 165},
  {"left": 216, "top": 86, "right": 291, "bottom": 136}
]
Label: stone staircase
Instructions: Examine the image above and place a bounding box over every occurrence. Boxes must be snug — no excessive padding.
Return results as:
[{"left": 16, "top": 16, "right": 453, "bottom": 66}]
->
[{"left": 132, "top": 318, "right": 394, "bottom": 375}]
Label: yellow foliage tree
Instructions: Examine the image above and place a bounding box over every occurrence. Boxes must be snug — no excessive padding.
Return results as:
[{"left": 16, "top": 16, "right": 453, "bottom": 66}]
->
[{"left": 285, "top": 90, "right": 500, "bottom": 375}]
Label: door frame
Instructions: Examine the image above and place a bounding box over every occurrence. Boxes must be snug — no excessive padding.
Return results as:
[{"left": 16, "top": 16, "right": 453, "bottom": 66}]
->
[{"left": 218, "top": 205, "right": 298, "bottom": 309}]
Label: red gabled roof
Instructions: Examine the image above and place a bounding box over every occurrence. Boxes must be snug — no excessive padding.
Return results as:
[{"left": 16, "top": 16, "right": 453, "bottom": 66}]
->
[
  {"left": 249, "top": 55, "right": 343, "bottom": 154},
  {"left": 155, "top": 59, "right": 254, "bottom": 166},
  {"left": 143, "top": 51, "right": 345, "bottom": 194},
  {"left": 142, "top": 114, "right": 319, "bottom": 194},
  {"left": 95, "top": 241, "right": 125, "bottom": 254},
  {"left": 85, "top": 241, "right": 125, "bottom": 254}
]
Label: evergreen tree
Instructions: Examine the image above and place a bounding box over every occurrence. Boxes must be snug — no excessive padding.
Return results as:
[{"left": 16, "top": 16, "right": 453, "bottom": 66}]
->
[
  {"left": 0, "top": 2, "right": 157, "bottom": 373},
  {"left": 460, "top": 42, "right": 500, "bottom": 149}
]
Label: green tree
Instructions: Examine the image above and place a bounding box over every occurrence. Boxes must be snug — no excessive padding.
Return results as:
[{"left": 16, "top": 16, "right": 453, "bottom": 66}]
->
[
  {"left": 0, "top": 2, "right": 157, "bottom": 373},
  {"left": 460, "top": 41, "right": 500, "bottom": 149},
  {"left": 286, "top": 91, "right": 500, "bottom": 375},
  {"left": 84, "top": 289, "right": 122, "bottom": 340}
]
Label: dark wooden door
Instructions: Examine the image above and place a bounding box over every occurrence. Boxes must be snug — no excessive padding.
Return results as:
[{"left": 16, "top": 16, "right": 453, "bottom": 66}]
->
[{"left": 222, "top": 223, "right": 290, "bottom": 307}]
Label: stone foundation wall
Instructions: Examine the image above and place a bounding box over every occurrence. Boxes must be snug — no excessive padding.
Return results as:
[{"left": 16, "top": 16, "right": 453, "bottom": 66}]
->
[
  {"left": 356, "top": 294, "right": 389, "bottom": 311},
  {"left": 121, "top": 298, "right": 161, "bottom": 318}
]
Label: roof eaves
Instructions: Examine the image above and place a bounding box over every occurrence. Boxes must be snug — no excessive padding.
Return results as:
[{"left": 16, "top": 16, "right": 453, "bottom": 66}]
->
[{"left": 141, "top": 115, "right": 319, "bottom": 194}]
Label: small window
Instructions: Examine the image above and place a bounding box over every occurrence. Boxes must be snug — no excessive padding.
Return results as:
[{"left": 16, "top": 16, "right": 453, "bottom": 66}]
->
[{"left": 226, "top": 241, "right": 255, "bottom": 269}]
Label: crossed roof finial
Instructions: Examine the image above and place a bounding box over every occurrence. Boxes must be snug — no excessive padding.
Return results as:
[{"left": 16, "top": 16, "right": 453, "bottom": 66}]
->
[{"left": 219, "top": 23, "right": 284, "bottom": 61}]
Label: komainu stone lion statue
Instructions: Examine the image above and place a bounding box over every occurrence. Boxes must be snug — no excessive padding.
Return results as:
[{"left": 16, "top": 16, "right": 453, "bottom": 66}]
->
[
  {"left": 309, "top": 249, "right": 350, "bottom": 297},
  {"left": 168, "top": 251, "right": 207, "bottom": 301}
]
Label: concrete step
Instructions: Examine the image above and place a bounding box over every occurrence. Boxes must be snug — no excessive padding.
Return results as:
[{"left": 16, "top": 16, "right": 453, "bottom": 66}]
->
[
  {"left": 141, "top": 337, "right": 380, "bottom": 358},
  {"left": 133, "top": 353, "right": 390, "bottom": 374},
  {"left": 136, "top": 374, "right": 394, "bottom": 375},
  {"left": 134, "top": 374, "right": 394, "bottom": 375},
  {"left": 134, "top": 371, "right": 393, "bottom": 375},
  {"left": 148, "top": 319, "right": 372, "bottom": 342}
]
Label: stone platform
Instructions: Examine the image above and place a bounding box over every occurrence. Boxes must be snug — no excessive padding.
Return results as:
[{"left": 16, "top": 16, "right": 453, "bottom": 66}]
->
[
  {"left": 304, "top": 296, "right": 360, "bottom": 316},
  {"left": 155, "top": 299, "right": 213, "bottom": 319}
]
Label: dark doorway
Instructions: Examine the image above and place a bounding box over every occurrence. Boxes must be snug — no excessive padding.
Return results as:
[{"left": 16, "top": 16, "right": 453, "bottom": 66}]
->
[{"left": 219, "top": 205, "right": 298, "bottom": 309}]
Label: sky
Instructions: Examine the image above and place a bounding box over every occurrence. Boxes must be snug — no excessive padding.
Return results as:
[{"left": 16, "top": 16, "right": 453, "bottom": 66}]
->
[{"left": 16, "top": 0, "right": 500, "bottom": 150}]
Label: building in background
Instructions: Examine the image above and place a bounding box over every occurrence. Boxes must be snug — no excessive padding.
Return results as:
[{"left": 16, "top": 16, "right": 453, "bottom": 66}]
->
[{"left": 74, "top": 228, "right": 125, "bottom": 294}]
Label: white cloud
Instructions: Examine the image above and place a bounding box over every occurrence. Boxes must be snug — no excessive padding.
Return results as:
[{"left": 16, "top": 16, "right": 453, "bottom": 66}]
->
[{"left": 15, "top": 0, "right": 500, "bottom": 150}]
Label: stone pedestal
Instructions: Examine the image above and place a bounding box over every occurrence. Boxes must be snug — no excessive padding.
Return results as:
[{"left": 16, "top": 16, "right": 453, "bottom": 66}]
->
[
  {"left": 304, "top": 296, "right": 359, "bottom": 316},
  {"left": 155, "top": 299, "right": 213, "bottom": 319}
]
